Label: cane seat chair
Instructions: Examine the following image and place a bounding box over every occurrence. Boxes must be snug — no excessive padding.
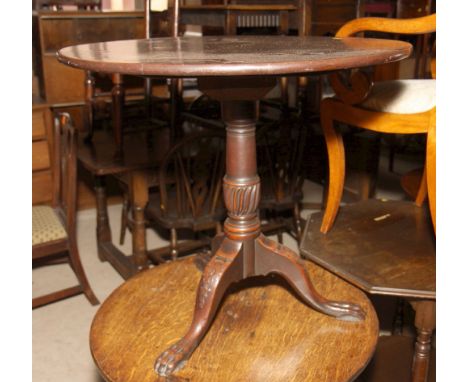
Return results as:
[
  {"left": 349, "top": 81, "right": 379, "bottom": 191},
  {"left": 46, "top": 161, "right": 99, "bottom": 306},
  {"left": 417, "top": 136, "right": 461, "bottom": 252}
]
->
[
  {"left": 301, "top": 14, "right": 436, "bottom": 382},
  {"left": 32, "top": 114, "right": 99, "bottom": 309},
  {"left": 143, "top": 131, "right": 226, "bottom": 260}
]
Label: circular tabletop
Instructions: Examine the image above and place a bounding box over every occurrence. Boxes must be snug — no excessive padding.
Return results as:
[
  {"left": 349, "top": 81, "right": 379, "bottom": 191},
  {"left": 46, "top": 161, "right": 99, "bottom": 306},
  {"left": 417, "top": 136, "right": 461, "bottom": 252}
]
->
[
  {"left": 90, "top": 256, "right": 378, "bottom": 382},
  {"left": 57, "top": 35, "right": 412, "bottom": 77}
]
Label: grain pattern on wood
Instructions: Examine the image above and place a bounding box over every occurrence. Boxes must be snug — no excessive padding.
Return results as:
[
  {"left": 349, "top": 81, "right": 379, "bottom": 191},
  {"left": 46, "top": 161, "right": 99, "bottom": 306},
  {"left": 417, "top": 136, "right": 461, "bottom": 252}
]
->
[
  {"left": 57, "top": 36, "right": 411, "bottom": 77},
  {"left": 301, "top": 200, "right": 435, "bottom": 299},
  {"left": 90, "top": 256, "right": 378, "bottom": 382}
]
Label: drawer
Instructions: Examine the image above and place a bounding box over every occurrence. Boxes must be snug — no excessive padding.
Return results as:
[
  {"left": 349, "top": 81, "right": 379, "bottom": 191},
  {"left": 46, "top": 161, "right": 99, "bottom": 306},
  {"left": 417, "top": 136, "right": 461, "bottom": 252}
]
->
[
  {"left": 32, "top": 170, "right": 53, "bottom": 205},
  {"left": 32, "top": 108, "right": 50, "bottom": 140},
  {"left": 32, "top": 141, "right": 51, "bottom": 172},
  {"left": 42, "top": 55, "right": 86, "bottom": 104}
]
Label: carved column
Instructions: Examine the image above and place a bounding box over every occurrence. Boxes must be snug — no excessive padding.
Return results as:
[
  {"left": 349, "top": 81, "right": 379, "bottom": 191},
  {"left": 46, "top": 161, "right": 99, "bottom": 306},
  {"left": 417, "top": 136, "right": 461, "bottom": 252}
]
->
[{"left": 222, "top": 101, "right": 261, "bottom": 242}]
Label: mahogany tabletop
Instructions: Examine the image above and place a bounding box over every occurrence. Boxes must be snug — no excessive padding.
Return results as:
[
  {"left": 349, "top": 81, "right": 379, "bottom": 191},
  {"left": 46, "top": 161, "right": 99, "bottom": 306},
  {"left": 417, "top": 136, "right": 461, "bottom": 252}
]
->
[{"left": 57, "top": 35, "right": 412, "bottom": 78}]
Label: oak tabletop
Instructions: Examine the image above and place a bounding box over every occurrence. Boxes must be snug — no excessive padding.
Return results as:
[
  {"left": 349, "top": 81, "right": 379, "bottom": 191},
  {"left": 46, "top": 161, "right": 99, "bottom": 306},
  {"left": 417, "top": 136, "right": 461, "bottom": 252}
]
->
[
  {"left": 90, "top": 255, "right": 379, "bottom": 382},
  {"left": 57, "top": 35, "right": 412, "bottom": 78}
]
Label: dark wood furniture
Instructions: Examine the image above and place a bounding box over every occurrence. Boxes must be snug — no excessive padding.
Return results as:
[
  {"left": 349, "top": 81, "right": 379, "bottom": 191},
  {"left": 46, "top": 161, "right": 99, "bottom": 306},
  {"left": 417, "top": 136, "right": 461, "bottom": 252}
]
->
[
  {"left": 77, "top": 128, "right": 171, "bottom": 279},
  {"left": 181, "top": 3, "right": 297, "bottom": 36},
  {"left": 257, "top": 118, "right": 308, "bottom": 242},
  {"left": 183, "top": 0, "right": 362, "bottom": 37},
  {"left": 32, "top": 101, "right": 55, "bottom": 205},
  {"left": 36, "top": 0, "right": 102, "bottom": 10},
  {"left": 32, "top": 113, "right": 99, "bottom": 309},
  {"left": 301, "top": 200, "right": 435, "bottom": 382},
  {"left": 144, "top": 131, "right": 226, "bottom": 260},
  {"left": 58, "top": 34, "right": 411, "bottom": 376},
  {"left": 396, "top": 0, "right": 434, "bottom": 79},
  {"left": 37, "top": 11, "right": 146, "bottom": 105},
  {"left": 33, "top": 11, "right": 149, "bottom": 210},
  {"left": 90, "top": 255, "right": 379, "bottom": 382}
]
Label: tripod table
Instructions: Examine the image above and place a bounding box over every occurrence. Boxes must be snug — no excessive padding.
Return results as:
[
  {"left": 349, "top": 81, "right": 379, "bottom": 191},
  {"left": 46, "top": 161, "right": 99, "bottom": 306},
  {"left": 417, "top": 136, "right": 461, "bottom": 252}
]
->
[{"left": 58, "top": 35, "right": 412, "bottom": 378}]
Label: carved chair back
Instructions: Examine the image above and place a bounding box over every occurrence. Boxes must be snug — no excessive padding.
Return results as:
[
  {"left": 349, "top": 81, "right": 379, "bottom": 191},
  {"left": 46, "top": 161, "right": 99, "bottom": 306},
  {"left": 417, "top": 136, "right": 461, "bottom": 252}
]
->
[
  {"left": 32, "top": 112, "right": 99, "bottom": 309},
  {"left": 51, "top": 113, "right": 79, "bottom": 235},
  {"left": 328, "top": 13, "right": 436, "bottom": 104},
  {"left": 157, "top": 131, "right": 226, "bottom": 228},
  {"left": 257, "top": 119, "right": 307, "bottom": 206}
]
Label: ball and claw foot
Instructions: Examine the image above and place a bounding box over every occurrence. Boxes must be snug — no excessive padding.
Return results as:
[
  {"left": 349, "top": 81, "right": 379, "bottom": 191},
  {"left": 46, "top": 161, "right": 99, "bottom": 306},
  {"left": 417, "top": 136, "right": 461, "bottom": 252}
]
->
[
  {"left": 154, "top": 338, "right": 193, "bottom": 377},
  {"left": 324, "top": 300, "right": 366, "bottom": 322}
]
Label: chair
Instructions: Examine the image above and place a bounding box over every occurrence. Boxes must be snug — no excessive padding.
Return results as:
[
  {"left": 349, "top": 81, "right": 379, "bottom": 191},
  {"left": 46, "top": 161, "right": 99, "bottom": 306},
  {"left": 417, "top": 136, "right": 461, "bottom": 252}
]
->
[
  {"left": 257, "top": 116, "right": 308, "bottom": 243},
  {"left": 84, "top": 0, "right": 183, "bottom": 148},
  {"left": 143, "top": 131, "right": 226, "bottom": 260},
  {"left": 319, "top": 13, "right": 436, "bottom": 234},
  {"left": 300, "top": 14, "right": 436, "bottom": 382},
  {"left": 32, "top": 113, "right": 99, "bottom": 309}
]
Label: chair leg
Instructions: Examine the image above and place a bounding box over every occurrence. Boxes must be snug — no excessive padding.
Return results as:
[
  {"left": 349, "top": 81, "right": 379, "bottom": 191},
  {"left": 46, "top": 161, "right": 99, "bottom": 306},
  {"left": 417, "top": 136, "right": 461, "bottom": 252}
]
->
[
  {"left": 277, "top": 231, "right": 284, "bottom": 244},
  {"left": 320, "top": 99, "right": 346, "bottom": 233},
  {"left": 392, "top": 298, "right": 405, "bottom": 336},
  {"left": 170, "top": 228, "right": 178, "bottom": 261},
  {"left": 119, "top": 192, "right": 130, "bottom": 245},
  {"left": 293, "top": 202, "right": 302, "bottom": 242},
  {"left": 68, "top": 239, "right": 99, "bottom": 306}
]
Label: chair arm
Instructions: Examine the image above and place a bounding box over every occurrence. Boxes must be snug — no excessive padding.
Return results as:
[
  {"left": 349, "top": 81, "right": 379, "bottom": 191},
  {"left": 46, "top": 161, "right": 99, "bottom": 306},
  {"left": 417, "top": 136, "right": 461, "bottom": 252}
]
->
[
  {"left": 335, "top": 14, "right": 436, "bottom": 38},
  {"left": 328, "top": 70, "right": 373, "bottom": 105}
]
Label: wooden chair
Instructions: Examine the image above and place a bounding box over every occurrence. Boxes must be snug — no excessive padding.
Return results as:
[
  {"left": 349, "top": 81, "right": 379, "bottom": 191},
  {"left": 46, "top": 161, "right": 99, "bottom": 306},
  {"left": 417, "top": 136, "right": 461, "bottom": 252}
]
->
[
  {"left": 32, "top": 113, "right": 99, "bottom": 309},
  {"left": 84, "top": 0, "right": 183, "bottom": 148},
  {"left": 257, "top": 117, "right": 308, "bottom": 243},
  {"left": 320, "top": 13, "right": 436, "bottom": 234},
  {"left": 300, "top": 14, "right": 436, "bottom": 382},
  {"left": 143, "top": 131, "right": 226, "bottom": 260}
]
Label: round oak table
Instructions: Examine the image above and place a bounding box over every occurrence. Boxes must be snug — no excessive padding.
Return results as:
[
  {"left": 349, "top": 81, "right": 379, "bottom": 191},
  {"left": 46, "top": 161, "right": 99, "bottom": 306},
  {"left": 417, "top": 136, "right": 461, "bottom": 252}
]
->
[
  {"left": 58, "top": 35, "right": 412, "bottom": 379},
  {"left": 90, "top": 256, "right": 379, "bottom": 382}
]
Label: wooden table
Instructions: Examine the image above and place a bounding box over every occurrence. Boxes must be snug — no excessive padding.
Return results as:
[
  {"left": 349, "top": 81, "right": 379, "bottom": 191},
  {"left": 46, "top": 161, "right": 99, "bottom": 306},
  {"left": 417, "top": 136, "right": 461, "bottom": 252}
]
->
[
  {"left": 300, "top": 200, "right": 436, "bottom": 382},
  {"left": 90, "top": 255, "right": 379, "bottom": 382},
  {"left": 77, "top": 128, "right": 170, "bottom": 279},
  {"left": 58, "top": 35, "right": 411, "bottom": 378}
]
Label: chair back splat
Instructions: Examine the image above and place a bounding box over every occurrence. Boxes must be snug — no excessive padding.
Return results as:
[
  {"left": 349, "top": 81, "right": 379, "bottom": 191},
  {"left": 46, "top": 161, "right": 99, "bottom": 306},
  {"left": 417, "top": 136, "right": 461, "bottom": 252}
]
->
[
  {"left": 32, "top": 113, "right": 99, "bottom": 309},
  {"left": 159, "top": 131, "right": 226, "bottom": 225},
  {"left": 52, "top": 114, "right": 78, "bottom": 235},
  {"left": 144, "top": 130, "right": 226, "bottom": 260}
]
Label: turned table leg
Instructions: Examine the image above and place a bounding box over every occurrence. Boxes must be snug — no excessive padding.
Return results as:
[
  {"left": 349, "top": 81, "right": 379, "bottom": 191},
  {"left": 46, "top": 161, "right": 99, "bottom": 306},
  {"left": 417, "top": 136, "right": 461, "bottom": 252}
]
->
[
  {"left": 129, "top": 170, "right": 149, "bottom": 272},
  {"left": 410, "top": 300, "right": 436, "bottom": 382},
  {"left": 112, "top": 73, "right": 125, "bottom": 152},
  {"left": 154, "top": 78, "right": 365, "bottom": 377}
]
